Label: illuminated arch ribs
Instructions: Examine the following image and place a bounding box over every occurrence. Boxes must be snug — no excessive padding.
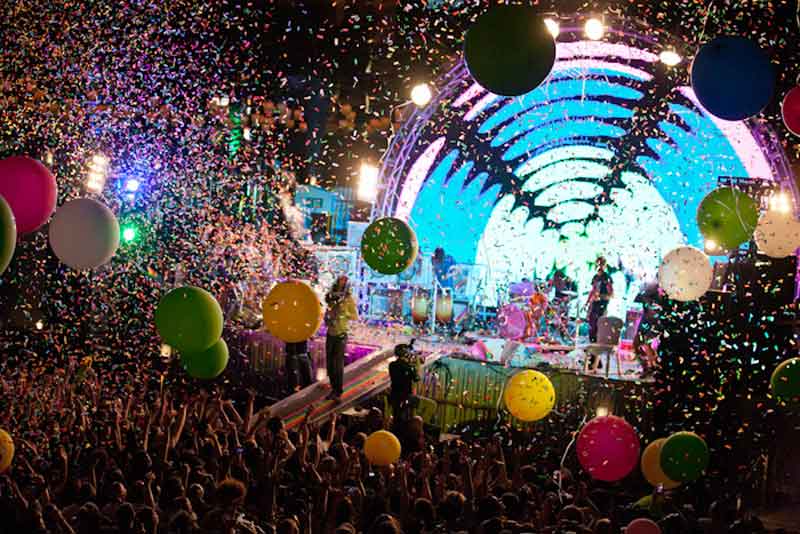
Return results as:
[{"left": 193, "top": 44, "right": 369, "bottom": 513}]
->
[{"left": 385, "top": 30, "right": 783, "bottom": 313}]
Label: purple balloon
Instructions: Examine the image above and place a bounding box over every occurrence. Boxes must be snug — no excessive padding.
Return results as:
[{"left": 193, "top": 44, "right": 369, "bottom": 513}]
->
[{"left": 498, "top": 303, "right": 526, "bottom": 339}]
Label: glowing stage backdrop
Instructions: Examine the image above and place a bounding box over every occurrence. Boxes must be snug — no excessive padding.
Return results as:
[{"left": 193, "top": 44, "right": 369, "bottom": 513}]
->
[{"left": 374, "top": 17, "right": 793, "bottom": 316}]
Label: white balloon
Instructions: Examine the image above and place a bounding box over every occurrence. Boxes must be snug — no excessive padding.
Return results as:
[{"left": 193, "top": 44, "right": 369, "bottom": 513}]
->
[
  {"left": 49, "top": 198, "right": 120, "bottom": 270},
  {"left": 658, "top": 246, "right": 712, "bottom": 302},
  {"left": 754, "top": 210, "right": 800, "bottom": 258}
]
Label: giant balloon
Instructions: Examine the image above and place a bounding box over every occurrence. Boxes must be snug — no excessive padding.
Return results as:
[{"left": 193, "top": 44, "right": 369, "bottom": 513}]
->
[
  {"left": 696, "top": 187, "right": 758, "bottom": 251},
  {"left": 782, "top": 86, "right": 800, "bottom": 136},
  {"left": 0, "top": 429, "right": 13, "bottom": 473},
  {"left": 691, "top": 36, "right": 774, "bottom": 121},
  {"left": 155, "top": 286, "right": 224, "bottom": 353},
  {"left": 262, "top": 280, "right": 322, "bottom": 343},
  {"left": 641, "top": 438, "right": 681, "bottom": 489},
  {"left": 503, "top": 370, "right": 555, "bottom": 422},
  {"left": 657, "top": 246, "right": 713, "bottom": 302},
  {"left": 497, "top": 303, "right": 526, "bottom": 339},
  {"left": 659, "top": 431, "right": 709, "bottom": 483},
  {"left": 360, "top": 217, "right": 418, "bottom": 275},
  {"left": 625, "top": 518, "right": 661, "bottom": 534},
  {"left": 577, "top": 415, "right": 640, "bottom": 482},
  {"left": 0, "top": 156, "right": 57, "bottom": 234},
  {"left": 364, "top": 430, "right": 402, "bottom": 466},
  {"left": 754, "top": 210, "right": 800, "bottom": 258},
  {"left": 770, "top": 357, "right": 800, "bottom": 404},
  {"left": 181, "top": 339, "right": 229, "bottom": 379},
  {"left": 0, "top": 196, "right": 15, "bottom": 275},
  {"left": 49, "top": 198, "right": 120, "bottom": 270},
  {"left": 464, "top": 6, "right": 556, "bottom": 96}
]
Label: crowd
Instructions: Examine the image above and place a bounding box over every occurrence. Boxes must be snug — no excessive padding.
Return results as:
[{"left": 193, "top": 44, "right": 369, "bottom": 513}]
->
[{"left": 0, "top": 346, "right": 788, "bottom": 534}]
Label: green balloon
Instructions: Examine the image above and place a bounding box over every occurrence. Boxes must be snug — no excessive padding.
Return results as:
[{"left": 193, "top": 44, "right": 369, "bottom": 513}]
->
[
  {"left": 155, "top": 286, "right": 223, "bottom": 353},
  {"left": 181, "top": 339, "right": 229, "bottom": 379},
  {"left": 0, "top": 195, "right": 15, "bottom": 275},
  {"left": 696, "top": 187, "right": 758, "bottom": 251},
  {"left": 660, "top": 431, "right": 709, "bottom": 483},
  {"left": 360, "top": 217, "right": 419, "bottom": 275},
  {"left": 771, "top": 357, "right": 800, "bottom": 404}
]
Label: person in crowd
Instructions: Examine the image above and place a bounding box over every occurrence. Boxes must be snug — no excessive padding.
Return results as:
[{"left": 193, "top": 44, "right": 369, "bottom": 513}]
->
[
  {"left": 388, "top": 341, "right": 420, "bottom": 430},
  {"left": 324, "top": 275, "right": 359, "bottom": 401}
]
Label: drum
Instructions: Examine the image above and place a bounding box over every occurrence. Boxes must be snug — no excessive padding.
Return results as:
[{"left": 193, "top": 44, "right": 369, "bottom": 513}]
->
[
  {"left": 497, "top": 303, "right": 526, "bottom": 340},
  {"left": 435, "top": 288, "right": 453, "bottom": 324},
  {"left": 411, "top": 289, "right": 430, "bottom": 324}
]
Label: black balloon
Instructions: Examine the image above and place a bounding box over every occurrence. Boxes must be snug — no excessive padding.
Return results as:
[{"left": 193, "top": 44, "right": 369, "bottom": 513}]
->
[{"left": 464, "top": 6, "right": 556, "bottom": 97}]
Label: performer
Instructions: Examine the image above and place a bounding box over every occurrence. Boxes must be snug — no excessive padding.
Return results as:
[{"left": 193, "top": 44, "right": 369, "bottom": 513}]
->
[
  {"left": 324, "top": 275, "right": 359, "bottom": 401},
  {"left": 524, "top": 290, "right": 548, "bottom": 339},
  {"left": 431, "top": 247, "right": 455, "bottom": 289},
  {"left": 285, "top": 339, "right": 312, "bottom": 395},
  {"left": 585, "top": 256, "right": 613, "bottom": 342}
]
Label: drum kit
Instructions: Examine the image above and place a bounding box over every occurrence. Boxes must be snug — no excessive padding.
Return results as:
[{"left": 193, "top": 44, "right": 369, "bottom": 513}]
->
[
  {"left": 411, "top": 287, "right": 454, "bottom": 325},
  {"left": 502, "top": 279, "right": 581, "bottom": 343}
]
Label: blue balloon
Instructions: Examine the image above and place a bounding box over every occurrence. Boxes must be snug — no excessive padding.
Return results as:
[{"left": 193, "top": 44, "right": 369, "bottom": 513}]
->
[{"left": 691, "top": 36, "right": 774, "bottom": 121}]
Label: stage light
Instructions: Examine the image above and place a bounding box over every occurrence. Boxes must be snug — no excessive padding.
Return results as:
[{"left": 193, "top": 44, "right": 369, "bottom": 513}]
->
[
  {"left": 769, "top": 191, "right": 792, "bottom": 214},
  {"left": 160, "top": 344, "right": 172, "bottom": 358},
  {"left": 121, "top": 225, "right": 139, "bottom": 243},
  {"left": 358, "top": 162, "right": 380, "bottom": 203},
  {"left": 544, "top": 18, "right": 560, "bottom": 38},
  {"left": 659, "top": 49, "right": 682, "bottom": 67},
  {"left": 596, "top": 405, "right": 609, "bottom": 417},
  {"left": 35, "top": 320, "right": 44, "bottom": 331},
  {"left": 705, "top": 239, "right": 719, "bottom": 253},
  {"left": 124, "top": 178, "right": 140, "bottom": 192},
  {"left": 86, "top": 153, "right": 110, "bottom": 193},
  {"left": 411, "top": 83, "right": 433, "bottom": 107},
  {"left": 584, "top": 18, "right": 605, "bottom": 40}
]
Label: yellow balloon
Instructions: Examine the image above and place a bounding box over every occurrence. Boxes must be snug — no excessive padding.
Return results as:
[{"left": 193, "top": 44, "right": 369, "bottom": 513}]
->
[
  {"left": 262, "top": 280, "right": 322, "bottom": 343},
  {"left": 503, "top": 370, "right": 555, "bottom": 422},
  {"left": 364, "top": 430, "right": 402, "bottom": 466},
  {"left": 641, "top": 438, "right": 681, "bottom": 489},
  {"left": 0, "top": 429, "right": 14, "bottom": 473}
]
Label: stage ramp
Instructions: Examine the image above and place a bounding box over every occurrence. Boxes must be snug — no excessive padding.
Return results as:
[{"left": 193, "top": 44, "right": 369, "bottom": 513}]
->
[{"left": 268, "top": 347, "right": 445, "bottom": 429}]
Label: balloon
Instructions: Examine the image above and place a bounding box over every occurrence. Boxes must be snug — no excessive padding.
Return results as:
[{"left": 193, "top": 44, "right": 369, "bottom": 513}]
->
[
  {"left": 660, "top": 432, "right": 709, "bottom": 483},
  {"left": 364, "top": 430, "right": 402, "bottom": 466},
  {"left": 770, "top": 357, "right": 800, "bottom": 404},
  {"left": 262, "top": 280, "right": 322, "bottom": 343},
  {"left": 155, "top": 286, "right": 224, "bottom": 353},
  {"left": 754, "top": 210, "right": 800, "bottom": 258},
  {"left": 181, "top": 339, "right": 229, "bottom": 379},
  {"left": 0, "top": 156, "right": 57, "bottom": 234},
  {"left": 690, "top": 36, "right": 774, "bottom": 121},
  {"left": 0, "top": 429, "right": 13, "bottom": 473},
  {"left": 48, "top": 198, "right": 120, "bottom": 270},
  {"left": 626, "top": 518, "right": 661, "bottom": 534},
  {"left": 503, "top": 370, "right": 555, "bottom": 422},
  {"left": 0, "top": 195, "right": 15, "bottom": 275},
  {"left": 696, "top": 187, "right": 758, "bottom": 251},
  {"left": 657, "top": 246, "right": 713, "bottom": 302},
  {"left": 782, "top": 86, "right": 800, "bottom": 136},
  {"left": 577, "top": 415, "right": 640, "bottom": 482},
  {"left": 497, "top": 304, "right": 526, "bottom": 339},
  {"left": 360, "top": 217, "right": 418, "bottom": 275},
  {"left": 641, "top": 438, "right": 681, "bottom": 489},
  {"left": 464, "top": 6, "right": 556, "bottom": 96}
]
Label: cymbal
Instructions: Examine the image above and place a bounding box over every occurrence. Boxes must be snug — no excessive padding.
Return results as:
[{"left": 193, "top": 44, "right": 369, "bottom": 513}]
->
[{"left": 559, "top": 290, "right": 578, "bottom": 296}]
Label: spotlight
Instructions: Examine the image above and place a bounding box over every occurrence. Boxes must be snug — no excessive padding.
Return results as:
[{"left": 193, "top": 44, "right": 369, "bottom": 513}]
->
[
  {"left": 124, "top": 178, "right": 140, "bottom": 192},
  {"left": 410, "top": 83, "right": 433, "bottom": 107},
  {"left": 596, "top": 405, "right": 609, "bottom": 417},
  {"left": 544, "top": 18, "right": 560, "bottom": 39},
  {"left": 35, "top": 320, "right": 44, "bottom": 331},
  {"left": 659, "top": 49, "right": 682, "bottom": 67},
  {"left": 705, "top": 239, "right": 719, "bottom": 253},
  {"left": 358, "top": 163, "right": 379, "bottom": 203},
  {"left": 121, "top": 224, "right": 139, "bottom": 243},
  {"left": 86, "top": 153, "right": 110, "bottom": 193},
  {"left": 769, "top": 191, "right": 792, "bottom": 214},
  {"left": 584, "top": 18, "right": 605, "bottom": 40}
]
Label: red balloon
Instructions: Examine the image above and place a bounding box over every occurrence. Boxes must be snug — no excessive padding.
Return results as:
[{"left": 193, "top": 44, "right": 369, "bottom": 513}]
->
[
  {"left": 626, "top": 518, "right": 662, "bottom": 534},
  {"left": 577, "top": 415, "right": 640, "bottom": 482},
  {"left": 782, "top": 86, "right": 800, "bottom": 136},
  {"left": 0, "top": 156, "right": 57, "bottom": 234}
]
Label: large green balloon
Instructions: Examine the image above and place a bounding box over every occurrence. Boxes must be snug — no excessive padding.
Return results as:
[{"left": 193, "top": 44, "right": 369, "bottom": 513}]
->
[
  {"left": 696, "top": 187, "right": 758, "bottom": 251},
  {"left": 464, "top": 6, "right": 556, "bottom": 97},
  {"left": 660, "top": 431, "right": 709, "bottom": 483},
  {"left": 181, "top": 339, "right": 229, "bottom": 379},
  {"left": 0, "top": 195, "right": 15, "bottom": 275},
  {"left": 771, "top": 357, "right": 800, "bottom": 404},
  {"left": 155, "top": 286, "right": 223, "bottom": 353},
  {"left": 360, "top": 217, "right": 419, "bottom": 275}
]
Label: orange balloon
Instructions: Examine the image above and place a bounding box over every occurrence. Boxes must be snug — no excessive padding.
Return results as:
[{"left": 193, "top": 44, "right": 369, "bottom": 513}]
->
[
  {"left": 262, "top": 280, "right": 322, "bottom": 343},
  {"left": 364, "top": 430, "right": 402, "bottom": 466},
  {"left": 641, "top": 438, "right": 681, "bottom": 489},
  {"left": 0, "top": 429, "right": 14, "bottom": 473}
]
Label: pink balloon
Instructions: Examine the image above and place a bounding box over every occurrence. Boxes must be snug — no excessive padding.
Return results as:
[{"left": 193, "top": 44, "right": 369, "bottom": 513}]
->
[
  {"left": 0, "top": 156, "right": 57, "bottom": 234},
  {"left": 498, "top": 303, "right": 526, "bottom": 339},
  {"left": 626, "top": 518, "right": 661, "bottom": 534},
  {"left": 576, "top": 415, "right": 640, "bottom": 482},
  {"left": 783, "top": 86, "right": 800, "bottom": 136}
]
